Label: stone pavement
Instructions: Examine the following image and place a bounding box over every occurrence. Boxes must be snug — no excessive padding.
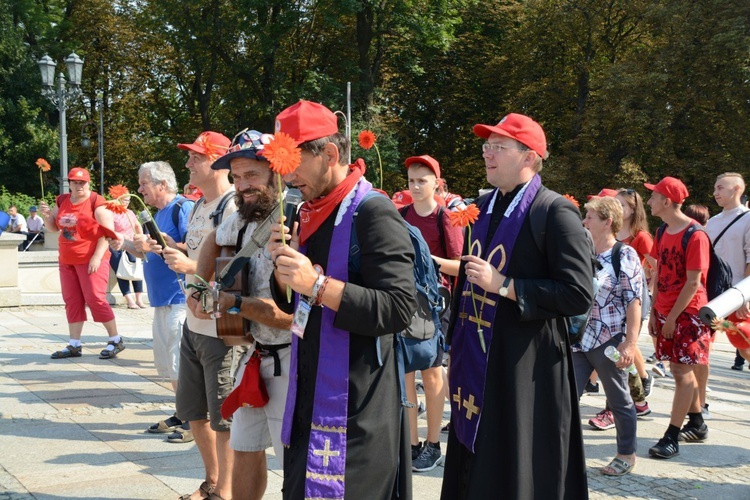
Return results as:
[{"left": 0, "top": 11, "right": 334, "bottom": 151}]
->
[{"left": 0, "top": 305, "right": 748, "bottom": 499}]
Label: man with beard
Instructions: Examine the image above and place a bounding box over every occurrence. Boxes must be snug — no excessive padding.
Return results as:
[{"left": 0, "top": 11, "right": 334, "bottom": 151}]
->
[
  {"left": 268, "top": 101, "right": 415, "bottom": 500},
  {"left": 191, "top": 130, "right": 294, "bottom": 500}
]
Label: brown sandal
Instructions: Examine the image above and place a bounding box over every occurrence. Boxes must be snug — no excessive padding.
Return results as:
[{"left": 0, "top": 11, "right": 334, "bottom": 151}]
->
[{"left": 178, "top": 481, "right": 215, "bottom": 500}]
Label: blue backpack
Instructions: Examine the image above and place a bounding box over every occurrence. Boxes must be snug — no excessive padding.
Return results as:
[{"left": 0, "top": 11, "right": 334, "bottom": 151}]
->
[{"left": 349, "top": 191, "right": 448, "bottom": 407}]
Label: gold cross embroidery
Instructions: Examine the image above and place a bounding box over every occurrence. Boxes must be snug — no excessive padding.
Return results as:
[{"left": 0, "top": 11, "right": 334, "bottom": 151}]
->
[
  {"left": 452, "top": 387, "right": 462, "bottom": 405},
  {"left": 313, "top": 438, "right": 340, "bottom": 467},
  {"left": 468, "top": 315, "right": 492, "bottom": 328},
  {"left": 463, "top": 394, "right": 480, "bottom": 420}
]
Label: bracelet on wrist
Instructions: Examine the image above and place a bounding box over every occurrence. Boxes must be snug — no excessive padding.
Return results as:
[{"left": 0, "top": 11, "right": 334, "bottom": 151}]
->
[{"left": 313, "top": 276, "right": 330, "bottom": 307}]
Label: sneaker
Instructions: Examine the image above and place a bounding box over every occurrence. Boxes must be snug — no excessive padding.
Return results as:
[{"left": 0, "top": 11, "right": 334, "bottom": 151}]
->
[
  {"left": 635, "top": 402, "right": 651, "bottom": 417},
  {"left": 417, "top": 401, "right": 426, "bottom": 416},
  {"left": 731, "top": 363, "right": 744, "bottom": 371},
  {"left": 167, "top": 424, "right": 194, "bottom": 443},
  {"left": 412, "top": 441, "right": 443, "bottom": 472},
  {"left": 701, "top": 403, "right": 711, "bottom": 421},
  {"left": 588, "top": 409, "right": 615, "bottom": 430},
  {"left": 646, "top": 353, "right": 657, "bottom": 363},
  {"left": 411, "top": 441, "right": 423, "bottom": 461},
  {"left": 50, "top": 344, "right": 82, "bottom": 359},
  {"left": 678, "top": 422, "right": 708, "bottom": 442},
  {"left": 641, "top": 373, "right": 653, "bottom": 398},
  {"left": 99, "top": 337, "right": 125, "bottom": 359},
  {"left": 441, "top": 423, "right": 450, "bottom": 434},
  {"left": 649, "top": 436, "right": 679, "bottom": 458},
  {"left": 148, "top": 415, "right": 183, "bottom": 434},
  {"left": 652, "top": 362, "right": 666, "bottom": 378},
  {"left": 584, "top": 381, "right": 600, "bottom": 394}
]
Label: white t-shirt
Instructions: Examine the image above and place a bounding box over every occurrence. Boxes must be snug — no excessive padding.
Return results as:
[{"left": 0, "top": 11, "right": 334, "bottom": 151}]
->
[
  {"left": 215, "top": 212, "right": 291, "bottom": 346},
  {"left": 27, "top": 215, "right": 44, "bottom": 233},
  {"left": 184, "top": 189, "right": 237, "bottom": 337},
  {"left": 9, "top": 213, "right": 26, "bottom": 232},
  {"left": 706, "top": 205, "right": 750, "bottom": 285}
]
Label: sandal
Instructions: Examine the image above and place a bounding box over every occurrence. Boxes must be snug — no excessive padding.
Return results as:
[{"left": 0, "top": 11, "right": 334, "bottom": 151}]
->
[
  {"left": 178, "top": 481, "right": 215, "bottom": 500},
  {"left": 51, "top": 344, "right": 82, "bottom": 359},
  {"left": 148, "top": 415, "right": 183, "bottom": 434},
  {"left": 602, "top": 457, "right": 635, "bottom": 476}
]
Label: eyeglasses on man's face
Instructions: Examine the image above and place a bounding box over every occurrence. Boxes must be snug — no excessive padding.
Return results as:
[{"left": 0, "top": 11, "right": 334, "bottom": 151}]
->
[{"left": 482, "top": 142, "right": 528, "bottom": 154}]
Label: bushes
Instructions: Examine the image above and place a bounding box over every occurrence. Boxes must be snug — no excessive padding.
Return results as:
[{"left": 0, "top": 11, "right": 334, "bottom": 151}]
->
[{"left": 0, "top": 186, "right": 55, "bottom": 216}]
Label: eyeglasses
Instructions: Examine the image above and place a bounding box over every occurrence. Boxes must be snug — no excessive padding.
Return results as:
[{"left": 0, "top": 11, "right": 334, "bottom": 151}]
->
[{"left": 482, "top": 142, "right": 528, "bottom": 154}]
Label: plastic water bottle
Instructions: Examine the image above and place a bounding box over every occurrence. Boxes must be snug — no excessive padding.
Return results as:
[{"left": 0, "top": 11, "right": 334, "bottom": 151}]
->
[{"left": 604, "top": 345, "right": 638, "bottom": 375}]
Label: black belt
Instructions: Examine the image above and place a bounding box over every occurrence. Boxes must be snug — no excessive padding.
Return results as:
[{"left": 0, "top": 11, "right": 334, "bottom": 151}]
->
[{"left": 255, "top": 342, "right": 291, "bottom": 376}]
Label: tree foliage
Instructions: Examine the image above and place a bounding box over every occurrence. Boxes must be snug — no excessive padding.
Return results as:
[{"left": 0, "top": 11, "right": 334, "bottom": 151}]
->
[{"left": 1, "top": 0, "right": 748, "bottom": 212}]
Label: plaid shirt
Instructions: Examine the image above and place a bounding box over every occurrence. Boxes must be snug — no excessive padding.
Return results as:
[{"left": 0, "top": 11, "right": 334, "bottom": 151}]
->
[{"left": 574, "top": 244, "right": 644, "bottom": 352}]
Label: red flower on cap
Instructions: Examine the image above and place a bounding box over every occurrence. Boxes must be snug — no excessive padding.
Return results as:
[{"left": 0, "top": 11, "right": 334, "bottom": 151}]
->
[
  {"left": 644, "top": 176, "right": 689, "bottom": 204},
  {"left": 358, "top": 130, "right": 376, "bottom": 150},
  {"left": 473, "top": 113, "right": 548, "bottom": 159},
  {"left": 264, "top": 132, "right": 302, "bottom": 176},
  {"left": 177, "top": 131, "right": 231, "bottom": 161}
]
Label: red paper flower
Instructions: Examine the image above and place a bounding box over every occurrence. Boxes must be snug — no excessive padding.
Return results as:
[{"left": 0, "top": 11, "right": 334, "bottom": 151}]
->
[
  {"left": 108, "top": 185, "right": 130, "bottom": 199},
  {"left": 195, "top": 132, "right": 229, "bottom": 161},
  {"left": 104, "top": 200, "right": 128, "bottom": 214},
  {"left": 563, "top": 194, "right": 580, "bottom": 208},
  {"left": 358, "top": 130, "right": 376, "bottom": 150},
  {"left": 264, "top": 132, "right": 302, "bottom": 176},
  {"left": 36, "top": 158, "right": 51, "bottom": 172},
  {"left": 448, "top": 204, "right": 480, "bottom": 228}
]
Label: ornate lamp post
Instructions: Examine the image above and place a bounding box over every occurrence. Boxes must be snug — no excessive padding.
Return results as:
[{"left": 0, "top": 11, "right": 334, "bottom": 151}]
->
[
  {"left": 38, "top": 53, "right": 84, "bottom": 194},
  {"left": 81, "top": 96, "right": 105, "bottom": 194}
]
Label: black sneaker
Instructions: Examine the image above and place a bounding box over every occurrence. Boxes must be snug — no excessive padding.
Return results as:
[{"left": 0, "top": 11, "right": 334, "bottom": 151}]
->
[
  {"left": 649, "top": 436, "right": 679, "bottom": 459},
  {"left": 641, "top": 373, "right": 653, "bottom": 398},
  {"left": 411, "top": 441, "right": 423, "bottom": 461},
  {"left": 678, "top": 423, "right": 708, "bottom": 442},
  {"left": 412, "top": 441, "right": 443, "bottom": 472},
  {"left": 731, "top": 363, "right": 744, "bottom": 371},
  {"left": 99, "top": 337, "right": 125, "bottom": 359},
  {"left": 584, "top": 381, "right": 599, "bottom": 394}
]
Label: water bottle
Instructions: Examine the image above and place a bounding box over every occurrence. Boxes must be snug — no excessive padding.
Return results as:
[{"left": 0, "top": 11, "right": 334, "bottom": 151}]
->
[{"left": 604, "top": 345, "right": 638, "bottom": 375}]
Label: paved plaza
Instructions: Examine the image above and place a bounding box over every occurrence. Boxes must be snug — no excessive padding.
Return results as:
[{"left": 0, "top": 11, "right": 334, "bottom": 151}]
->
[{"left": 0, "top": 305, "right": 748, "bottom": 499}]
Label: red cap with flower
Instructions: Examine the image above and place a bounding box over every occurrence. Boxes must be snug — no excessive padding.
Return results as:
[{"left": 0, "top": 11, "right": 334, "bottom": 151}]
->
[
  {"left": 275, "top": 100, "right": 339, "bottom": 146},
  {"left": 177, "top": 131, "right": 231, "bottom": 161}
]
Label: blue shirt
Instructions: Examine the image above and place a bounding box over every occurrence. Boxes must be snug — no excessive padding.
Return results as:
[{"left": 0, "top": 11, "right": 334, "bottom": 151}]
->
[{"left": 143, "top": 196, "right": 194, "bottom": 307}]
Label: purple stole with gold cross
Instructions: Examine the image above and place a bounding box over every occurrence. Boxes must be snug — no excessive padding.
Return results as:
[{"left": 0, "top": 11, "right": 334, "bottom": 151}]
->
[
  {"left": 280, "top": 179, "right": 372, "bottom": 500},
  {"left": 449, "top": 174, "right": 541, "bottom": 452}
]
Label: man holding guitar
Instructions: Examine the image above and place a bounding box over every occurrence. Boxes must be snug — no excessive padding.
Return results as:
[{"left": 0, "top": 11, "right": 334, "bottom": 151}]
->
[{"left": 190, "top": 129, "right": 294, "bottom": 500}]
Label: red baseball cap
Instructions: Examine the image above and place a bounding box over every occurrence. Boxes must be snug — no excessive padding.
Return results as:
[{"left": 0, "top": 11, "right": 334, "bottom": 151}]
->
[
  {"left": 586, "top": 188, "right": 618, "bottom": 200},
  {"left": 275, "top": 100, "right": 339, "bottom": 146},
  {"left": 391, "top": 190, "right": 413, "bottom": 209},
  {"left": 404, "top": 155, "right": 441, "bottom": 178},
  {"left": 644, "top": 177, "right": 689, "bottom": 204},
  {"left": 473, "top": 113, "right": 548, "bottom": 159},
  {"left": 68, "top": 167, "right": 90, "bottom": 182},
  {"left": 177, "top": 131, "right": 231, "bottom": 161}
]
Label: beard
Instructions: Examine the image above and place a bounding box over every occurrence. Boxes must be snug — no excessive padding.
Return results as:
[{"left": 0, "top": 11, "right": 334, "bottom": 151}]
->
[{"left": 236, "top": 185, "right": 277, "bottom": 222}]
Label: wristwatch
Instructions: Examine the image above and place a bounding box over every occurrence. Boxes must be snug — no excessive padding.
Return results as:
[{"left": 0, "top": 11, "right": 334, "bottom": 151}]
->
[
  {"left": 227, "top": 294, "right": 242, "bottom": 315},
  {"left": 498, "top": 276, "right": 512, "bottom": 297}
]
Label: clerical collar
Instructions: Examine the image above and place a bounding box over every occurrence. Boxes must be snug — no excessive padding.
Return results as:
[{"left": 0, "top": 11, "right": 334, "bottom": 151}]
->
[{"left": 486, "top": 182, "right": 529, "bottom": 216}]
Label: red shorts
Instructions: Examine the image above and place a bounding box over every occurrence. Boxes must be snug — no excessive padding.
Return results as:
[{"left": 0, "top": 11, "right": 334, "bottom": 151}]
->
[{"left": 651, "top": 311, "right": 711, "bottom": 365}]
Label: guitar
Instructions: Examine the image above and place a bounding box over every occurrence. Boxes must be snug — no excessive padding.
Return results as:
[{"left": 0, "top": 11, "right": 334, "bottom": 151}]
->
[{"left": 215, "top": 249, "right": 254, "bottom": 346}]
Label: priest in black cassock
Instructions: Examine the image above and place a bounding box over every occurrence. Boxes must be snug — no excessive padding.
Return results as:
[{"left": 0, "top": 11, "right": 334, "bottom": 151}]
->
[
  {"left": 441, "top": 113, "right": 593, "bottom": 499},
  {"left": 268, "top": 100, "right": 415, "bottom": 500}
]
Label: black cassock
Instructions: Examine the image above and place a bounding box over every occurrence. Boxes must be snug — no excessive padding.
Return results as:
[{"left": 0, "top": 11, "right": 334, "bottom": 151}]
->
[
  {"left": 441, "top": 186, "right": 592, "bottom": 500},
  {"left": 273, "top": 195, "right": 415, "bottom": 500}
]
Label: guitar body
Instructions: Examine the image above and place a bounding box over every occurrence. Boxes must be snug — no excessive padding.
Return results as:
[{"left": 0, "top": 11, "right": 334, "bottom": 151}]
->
[{"left": 216, "top": 250, "right": 254, "bottom": 346}]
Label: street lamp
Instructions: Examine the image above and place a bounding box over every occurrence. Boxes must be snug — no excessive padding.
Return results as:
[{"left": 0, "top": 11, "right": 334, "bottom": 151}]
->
[
  {"left": 38, "top": 52, "right": 84, "bottom": 194},
  {"left": 81, "top": 97, "right": 105, "bottom": 194}
]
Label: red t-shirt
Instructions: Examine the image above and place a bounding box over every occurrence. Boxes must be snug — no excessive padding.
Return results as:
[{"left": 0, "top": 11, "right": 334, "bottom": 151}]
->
[
  {"left": 649, "top": 223, "right": 709, "bottom": 316},
  {"left": 621, "top": 230, "right": 653, "bottom": 264},
  {"left": 56, "top": 193, "right": 109, "bottom": 265},
  {"left": 402, "top": 204, "right": 464, "bottom": 286}
]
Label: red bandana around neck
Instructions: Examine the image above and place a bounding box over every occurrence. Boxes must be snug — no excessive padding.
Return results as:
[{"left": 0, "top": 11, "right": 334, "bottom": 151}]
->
[{"left": 298, "top": 159, "right": 366, "bottom": 245}]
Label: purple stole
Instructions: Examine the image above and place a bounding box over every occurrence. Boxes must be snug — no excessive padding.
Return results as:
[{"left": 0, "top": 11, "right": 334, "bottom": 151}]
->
[
  {"left": 281, "top": 179, "right": 372, "bottom": 500},
  {"left": 449, "top": 174, "right": 541, "bottom": 452}
]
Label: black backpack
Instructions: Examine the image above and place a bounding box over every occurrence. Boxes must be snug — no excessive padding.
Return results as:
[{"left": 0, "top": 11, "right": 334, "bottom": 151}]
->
[{"left": 655, "top": 223, "right": 733, "bottom": 300}]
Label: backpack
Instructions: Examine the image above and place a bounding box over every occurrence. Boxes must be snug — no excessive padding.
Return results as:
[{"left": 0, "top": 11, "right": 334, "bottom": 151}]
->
[
  {"left": 399, "top": 204, "right": 447, "bottom": 259},
  {"left": 349, "top": 191, "right": 448, "bottom": 406},
  {"left": 611, "top": 241, "right": 651, "bottom": 320},
  {"left": 189, "top": 190, "right": 235, "bottom": 228},
  {"left": 170, "top": 197, "right": 190, "bottom": 243},
  {"left": 526, "top": 188, "right": 599, "bottom": 343},
  {"left": 655, "top": 223, "right": 733, "bottom": 300}
]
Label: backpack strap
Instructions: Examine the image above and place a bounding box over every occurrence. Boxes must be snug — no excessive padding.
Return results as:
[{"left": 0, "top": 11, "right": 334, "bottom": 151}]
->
[
  {"left": 399, "top": 204, "right": 448, "bottom": 257},
  {"left": 713, "top": 211, "right": 748, "bottom": 246},
  {"left": 612, "top": 241, "right": 624, "bottom": 280},
  {"left": 170, "top": 197, "right": 189, "bottom": 243},
  {"left": 211, "top": 190, "right": 235, "bottom": 227}
]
